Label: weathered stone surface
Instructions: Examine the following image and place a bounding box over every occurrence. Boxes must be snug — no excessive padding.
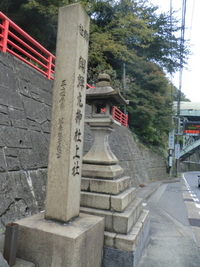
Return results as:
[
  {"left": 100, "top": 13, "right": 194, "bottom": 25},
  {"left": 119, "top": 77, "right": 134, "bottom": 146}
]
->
[
  {"left": 29, "top": 132, "right": 49, "bottom": 168},
  {"left": 0, "top": 87, "right": 23, "bottom": 110},
  {"left": 80, "top": 207, "right": 114, "bottom": 232},
  {"left": 81, "top": 186, "right": 135, "bottom": 212},
  {"left": 4, "top": 148, "right": 21, "bottom": 171},
  {"left": 113, "top": 198, "right": 143, "bottom": 234},
  {"left": 104, "top": 232, "right": 116, "bottom": 248},
  {"left": 103, "top": 211, "right": 150, "bottom": 267},
  {"left": 28, "top": 169, "right": 47, "bottom": 210},
  {"left": 80, "top": 197, "right": 143, "bottom": 235},
  {"left": 16, "top": 213, "right": 104, "bottom": 267},
  {"left": 81, "top": 178, "right": 90, "bottom": 191},
  {"left": 82, "top": 163, "right": 124, "bottom": 179},
  {"left": 83, "top": 126, "right": 118, "bottom": 165},
  {"left": 103, "top": 218, "right": 150, "bottom": 267},
  {"left": 0, "top": 170, "right": 45, "bottom": 228},
  {"left": 110, "top": 187, "right": 136, "bottom": 212},
  {"left": 23, "top": 98, "right": 47, "bottom": 123},
  {"left": 0, "top": 50, "right": 168, "bottom": 229},
  {"left": 41, "top": 120, "right": 51, "bottom": 133},
  {"left": 0, "top": 150, "right": 7, "bottom": 172},
  {"left": 0, "top": 113, "right": 10, "bottom": 126},
  {"left": 81, "top": 192, "right": 110, "bottom": 210},
  {"left": 38, "top": 88, "right": 52, "bottom": 105},
  {"left": 45, "top": 3, "right": 90, "bottom": 222},
  {"left": 8, "top": 108, "right": 27, "bottom": 129},
  {"left": 26, "top": 119, "right": 41, "bottom": 132},
  {"left": 0, "top": 71, "right": 18, "bottom": 93},
  {"left": 1, "top": 127, "right": 32, "bottom": 149},
  {"left": 81, "top": 176, "right": 130, "bottom": 195}
]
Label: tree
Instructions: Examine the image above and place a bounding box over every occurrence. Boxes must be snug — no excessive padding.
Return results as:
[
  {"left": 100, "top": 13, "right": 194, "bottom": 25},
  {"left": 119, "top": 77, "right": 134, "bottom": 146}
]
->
[
  {"left": 0, "top": 0, "right": 190, "bottom": 146},
  {"left": 0, "top": 0, "right": 71, "bottom": 52},
  {"left": 124, "top": 59, "right": 174, "bottom": 146}
]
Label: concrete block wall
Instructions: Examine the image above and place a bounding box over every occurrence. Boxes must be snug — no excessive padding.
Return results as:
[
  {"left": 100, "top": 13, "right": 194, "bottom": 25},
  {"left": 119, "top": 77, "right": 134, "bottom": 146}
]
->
[{"left": 0, "top": 51, "right": 168, "bottom": 228}]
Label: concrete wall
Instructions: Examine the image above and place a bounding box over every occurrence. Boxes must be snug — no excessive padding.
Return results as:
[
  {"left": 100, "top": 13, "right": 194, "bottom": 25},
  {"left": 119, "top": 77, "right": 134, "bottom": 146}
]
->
[
  {"left": 0, "top": 51, "right": 168, "bottom": 228},
  {"left": 179, "top": 150, "right": 200, "bottom": 172}
]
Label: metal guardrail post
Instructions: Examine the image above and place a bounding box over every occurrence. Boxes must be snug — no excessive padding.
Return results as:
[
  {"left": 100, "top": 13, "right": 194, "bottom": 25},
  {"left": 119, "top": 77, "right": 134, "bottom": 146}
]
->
[
  {"left": 46, "top": 54, "right": 53, "bottom": 79},
  {"left": 1, "top": 17, "right": 9, "bottom": 52},
  {"left": 3, "top": 223, "right": 19, "bottom": 267}
]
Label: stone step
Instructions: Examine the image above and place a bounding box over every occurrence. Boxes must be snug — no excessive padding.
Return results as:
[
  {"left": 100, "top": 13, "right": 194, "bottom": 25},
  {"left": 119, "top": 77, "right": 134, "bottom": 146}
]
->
[
  {"left": 82, "top": 163, "right": 124, "bottom": 179},
  {"left": 80, "top": 187, "right": 136, "bottom": 212},
  {"left": 80, "top": 197, "right": 143, "bottom": 234},
  {"left": 104, "top": 209, "right": 150, "bottom": 252},
  {"left": 81, "top": 176, "right": 131, "bottom": 195}
]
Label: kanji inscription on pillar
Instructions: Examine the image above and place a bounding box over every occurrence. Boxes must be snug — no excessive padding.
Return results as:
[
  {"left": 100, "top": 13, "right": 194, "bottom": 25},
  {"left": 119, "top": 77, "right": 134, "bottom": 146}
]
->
[{"left": 45, "top": 3, "right": 90, "bottom": 223}]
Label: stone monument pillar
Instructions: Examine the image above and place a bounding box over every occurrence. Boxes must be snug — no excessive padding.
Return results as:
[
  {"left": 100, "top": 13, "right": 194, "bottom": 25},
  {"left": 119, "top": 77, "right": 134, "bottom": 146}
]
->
[
  {"left": 15, "top": 4, "right": 104, "bottom": 267},
  {"left": 44, "top": 2, "right": 89, "bottom": 223}
]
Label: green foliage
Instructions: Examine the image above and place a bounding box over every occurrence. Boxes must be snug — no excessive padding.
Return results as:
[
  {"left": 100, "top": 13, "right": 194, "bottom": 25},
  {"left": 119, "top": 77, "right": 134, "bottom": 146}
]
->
[
  {"left": 125, "top": 60, "right": 174, "bottom": 146},
  {"left": 0, "top": 0, "right": 190, "bottom": 147}
]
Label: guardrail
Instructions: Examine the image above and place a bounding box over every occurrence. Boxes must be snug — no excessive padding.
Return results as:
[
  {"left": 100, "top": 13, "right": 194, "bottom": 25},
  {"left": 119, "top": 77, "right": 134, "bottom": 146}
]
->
[
  {"left": 112, "top": 106, "right": 128, "bottom": 127},
  {"left": 0, "top": 11, "right": 128, "bottom": 127},
  {"left": 0, "top": 12, "right": 55, "bottom": 79}
]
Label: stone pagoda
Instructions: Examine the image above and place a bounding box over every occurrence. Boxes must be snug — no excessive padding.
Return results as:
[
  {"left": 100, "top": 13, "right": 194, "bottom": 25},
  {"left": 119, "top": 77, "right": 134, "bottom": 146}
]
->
[{"left": 81, "top": 73, "right": 150, "bottom": 267}]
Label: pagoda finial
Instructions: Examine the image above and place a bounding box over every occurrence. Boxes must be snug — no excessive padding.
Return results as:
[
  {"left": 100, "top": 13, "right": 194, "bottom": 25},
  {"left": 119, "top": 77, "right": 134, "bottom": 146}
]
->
[{"left": 96, "top": 73, "right": 111, "bottom": 87}]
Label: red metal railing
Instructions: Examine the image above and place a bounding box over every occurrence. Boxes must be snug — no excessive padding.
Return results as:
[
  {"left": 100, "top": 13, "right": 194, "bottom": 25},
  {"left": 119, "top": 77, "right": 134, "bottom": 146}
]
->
[
  {"left": 100, "top": 106, "right": 128, "bottom": 127},
  {"left": 112, "top": 106, "right": 128, "bottom": 127},
  {"left": 0, "top": 12, "right": 128, "bottom": 127},
  {"left": 0, "top": 12, "right": 55, "bottom": 79}
]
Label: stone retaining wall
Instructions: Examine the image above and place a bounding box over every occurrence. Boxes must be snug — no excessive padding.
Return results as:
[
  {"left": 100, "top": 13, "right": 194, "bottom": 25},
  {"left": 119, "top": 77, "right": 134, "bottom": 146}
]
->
[{"left": 0, "top": 51, "right": 168, "bottom": 228}]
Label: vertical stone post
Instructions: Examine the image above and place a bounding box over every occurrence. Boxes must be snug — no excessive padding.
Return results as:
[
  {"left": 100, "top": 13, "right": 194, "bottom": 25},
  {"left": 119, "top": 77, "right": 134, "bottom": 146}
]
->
[{"left": 45, "top": 3, "right": 90, "bottom": 223}]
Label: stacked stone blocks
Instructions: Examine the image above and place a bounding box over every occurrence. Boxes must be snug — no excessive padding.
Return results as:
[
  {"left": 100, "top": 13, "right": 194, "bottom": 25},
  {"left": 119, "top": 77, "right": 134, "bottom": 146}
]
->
[
  {"left": 0, "top": 50, "right": 167, "bottom": 231},
  {"left": 80, "top": 75, "right": 149, "bottom": 266}
]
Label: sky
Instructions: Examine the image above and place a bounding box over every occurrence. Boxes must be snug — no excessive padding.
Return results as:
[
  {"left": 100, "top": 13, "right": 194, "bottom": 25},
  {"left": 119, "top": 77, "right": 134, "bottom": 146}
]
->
[{"left": 148, "top": 0, "right": 200, "bottom": 102}]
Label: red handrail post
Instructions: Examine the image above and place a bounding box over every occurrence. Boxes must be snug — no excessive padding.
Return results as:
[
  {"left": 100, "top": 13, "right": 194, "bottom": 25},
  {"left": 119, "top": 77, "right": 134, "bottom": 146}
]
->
[
  {"left": 125, "top": 114, "right": 128, "bottom": 127},
  {"left": 1, "top": 17, "right": 9, "bottom": 52},
  {"left": 112, "top": 106, "right": 116, "bottom": 120},
  {"left": 46, "top": 54, "right": 53, "bottom": 79}
]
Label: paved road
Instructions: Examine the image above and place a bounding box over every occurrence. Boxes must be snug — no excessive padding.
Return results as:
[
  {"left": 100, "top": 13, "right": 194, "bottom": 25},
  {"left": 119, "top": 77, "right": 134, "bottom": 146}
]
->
[
  {"left": 138, "top": 180, "right": 200, "bottom": 267},
  {"left": 183, "top": 171, "right": 200, "bottom": 202},
  {"left": 182, "top": 171, "right": 200, "bottom": 248}
]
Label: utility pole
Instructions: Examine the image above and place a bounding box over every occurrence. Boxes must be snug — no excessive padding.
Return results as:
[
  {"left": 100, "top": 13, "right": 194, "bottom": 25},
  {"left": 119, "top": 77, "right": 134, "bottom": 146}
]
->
[
  {"left": 174, "top": 0, "right": 187, "bottom": 177},
  {"left": 123, "top": 62, "right": 127, "bottom": 114}
]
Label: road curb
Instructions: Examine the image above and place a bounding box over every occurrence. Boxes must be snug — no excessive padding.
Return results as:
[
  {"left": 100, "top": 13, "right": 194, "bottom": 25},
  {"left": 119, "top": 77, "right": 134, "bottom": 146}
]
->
[{"left": 136, "top": 178, "right": 180, "bottom": 201}]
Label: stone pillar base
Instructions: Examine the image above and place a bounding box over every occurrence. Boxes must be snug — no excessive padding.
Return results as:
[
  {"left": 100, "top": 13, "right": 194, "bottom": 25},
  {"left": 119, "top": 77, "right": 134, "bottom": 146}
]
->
[{"left": 16, "top": 213, "right": 104, "bottom": 267}]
